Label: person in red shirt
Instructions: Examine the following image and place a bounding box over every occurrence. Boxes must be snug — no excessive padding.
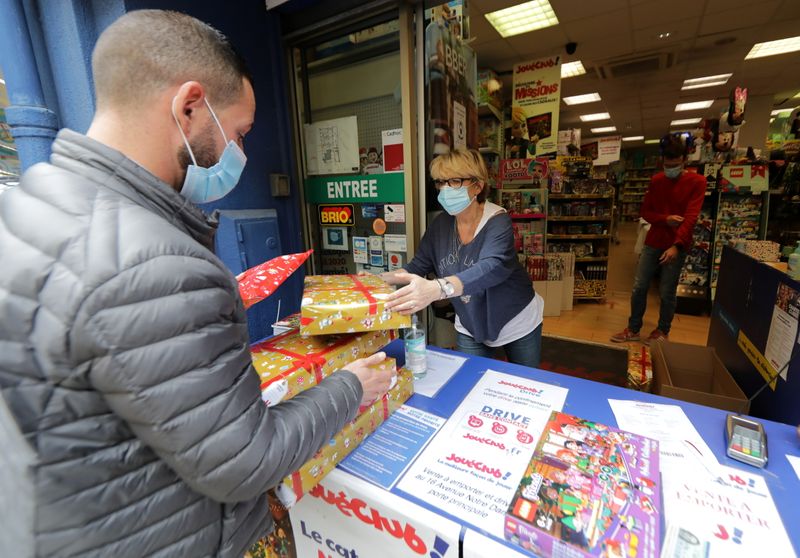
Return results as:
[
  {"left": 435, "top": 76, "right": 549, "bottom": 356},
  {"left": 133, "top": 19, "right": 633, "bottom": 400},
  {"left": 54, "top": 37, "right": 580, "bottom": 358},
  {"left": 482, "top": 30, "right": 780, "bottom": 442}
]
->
[{"left": 611, "top": 134, "right": 707, "bottom": 344}]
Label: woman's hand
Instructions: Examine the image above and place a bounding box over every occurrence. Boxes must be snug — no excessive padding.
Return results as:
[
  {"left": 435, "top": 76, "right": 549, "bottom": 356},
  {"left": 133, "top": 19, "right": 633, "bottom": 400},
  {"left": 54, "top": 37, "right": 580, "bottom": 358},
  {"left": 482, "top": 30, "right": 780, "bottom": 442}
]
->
[
  {"left": 384, "top": 272, "right": 441, "bottom": 315},
  {"left": 345, "top": 352, "right": 393, "bottom": 407}
]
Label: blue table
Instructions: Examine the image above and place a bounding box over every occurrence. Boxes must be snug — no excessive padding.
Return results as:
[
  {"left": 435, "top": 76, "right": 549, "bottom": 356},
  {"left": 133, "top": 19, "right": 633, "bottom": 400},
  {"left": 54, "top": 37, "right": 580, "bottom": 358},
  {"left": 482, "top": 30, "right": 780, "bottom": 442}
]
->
[{"left": 378, "top": 339, "right": 800, "bottom": 555}]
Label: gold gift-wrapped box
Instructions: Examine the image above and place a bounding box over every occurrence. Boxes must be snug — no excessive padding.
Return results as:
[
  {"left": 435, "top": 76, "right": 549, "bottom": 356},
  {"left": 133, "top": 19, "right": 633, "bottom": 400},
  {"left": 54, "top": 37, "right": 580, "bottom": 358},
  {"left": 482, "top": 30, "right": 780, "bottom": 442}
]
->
[
  {"left": 275, "top": 365, "right": 414, "bottom": 508},
  {"left": 628, "top": 345, "right": 653, "bottom": 391},
  {"left": 251, "top": 328, "right": 396, "bottom": 406},
  {"left": 300, "top": 274, "right": 411, "bottom": 335}
]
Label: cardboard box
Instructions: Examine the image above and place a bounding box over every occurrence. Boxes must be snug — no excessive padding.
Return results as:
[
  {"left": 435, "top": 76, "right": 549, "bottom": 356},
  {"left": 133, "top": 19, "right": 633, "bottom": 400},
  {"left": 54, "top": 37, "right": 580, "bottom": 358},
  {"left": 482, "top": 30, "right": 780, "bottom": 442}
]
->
[
  {"left": 251, "top": 328, "right": 396, "bottom": 406},
  {"left": 651, "top": 341, "right": 748, "bottom": 413},
  {"left": 275, "top": 366, "right": 415, "bottom": 507},
  {"left": 301, "top": 274, "right": 411, "bottom": 335},
  {"left": 533, "top": 280, "right": 562, "bottom": 317}
]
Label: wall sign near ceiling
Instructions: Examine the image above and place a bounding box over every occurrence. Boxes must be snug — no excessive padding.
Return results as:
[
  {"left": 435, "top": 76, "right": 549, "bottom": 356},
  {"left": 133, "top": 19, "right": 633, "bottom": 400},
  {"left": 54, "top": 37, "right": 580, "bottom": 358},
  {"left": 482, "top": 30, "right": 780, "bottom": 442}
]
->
[{"left": 304, "top": 173, "right": 405, "bottom": 203}]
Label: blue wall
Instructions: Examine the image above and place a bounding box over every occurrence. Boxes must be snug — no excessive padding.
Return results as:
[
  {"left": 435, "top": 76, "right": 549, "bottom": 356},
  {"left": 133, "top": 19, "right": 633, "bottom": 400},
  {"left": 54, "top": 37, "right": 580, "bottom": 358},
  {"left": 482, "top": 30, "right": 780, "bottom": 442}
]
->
[{"left": 1, "top": 0, "right": 306, "bottom": 335}]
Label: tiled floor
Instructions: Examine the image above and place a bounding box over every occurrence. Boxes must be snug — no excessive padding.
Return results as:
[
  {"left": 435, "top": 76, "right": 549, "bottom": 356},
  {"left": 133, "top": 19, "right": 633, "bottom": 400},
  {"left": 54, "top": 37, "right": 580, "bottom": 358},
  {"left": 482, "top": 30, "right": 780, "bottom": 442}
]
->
[{"left": 542, "top": 221, "right": 711, "bottom": 348}]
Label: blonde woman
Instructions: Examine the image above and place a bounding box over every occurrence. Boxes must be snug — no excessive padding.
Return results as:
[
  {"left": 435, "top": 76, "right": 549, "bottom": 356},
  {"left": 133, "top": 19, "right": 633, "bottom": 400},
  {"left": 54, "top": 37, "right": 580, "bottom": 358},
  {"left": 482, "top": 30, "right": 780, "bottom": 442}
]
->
[{"left": 384, "top": 149, "right": 544, "bottom": 367}]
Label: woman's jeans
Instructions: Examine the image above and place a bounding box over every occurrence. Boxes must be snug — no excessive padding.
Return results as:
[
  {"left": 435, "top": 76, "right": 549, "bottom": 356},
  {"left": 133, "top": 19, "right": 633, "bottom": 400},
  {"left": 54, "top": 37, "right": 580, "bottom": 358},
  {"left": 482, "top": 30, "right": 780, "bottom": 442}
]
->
[{"left": 456, "top": 323, "right": 543, "bottom": 368}]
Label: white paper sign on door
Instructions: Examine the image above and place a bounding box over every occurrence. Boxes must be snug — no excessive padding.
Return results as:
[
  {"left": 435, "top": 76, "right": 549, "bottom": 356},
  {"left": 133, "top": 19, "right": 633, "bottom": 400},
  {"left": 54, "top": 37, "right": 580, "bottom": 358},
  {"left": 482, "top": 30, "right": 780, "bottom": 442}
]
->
[{"left": 396, "top": 370, "right": 568, "bottom": 537}]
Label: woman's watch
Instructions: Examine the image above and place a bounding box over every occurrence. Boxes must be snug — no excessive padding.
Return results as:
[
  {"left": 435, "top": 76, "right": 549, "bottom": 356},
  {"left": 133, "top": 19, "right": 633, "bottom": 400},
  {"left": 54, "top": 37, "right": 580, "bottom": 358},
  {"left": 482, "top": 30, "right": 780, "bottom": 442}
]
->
[{"left": 437, "top": 278, "right": 456, "bottom": 299}]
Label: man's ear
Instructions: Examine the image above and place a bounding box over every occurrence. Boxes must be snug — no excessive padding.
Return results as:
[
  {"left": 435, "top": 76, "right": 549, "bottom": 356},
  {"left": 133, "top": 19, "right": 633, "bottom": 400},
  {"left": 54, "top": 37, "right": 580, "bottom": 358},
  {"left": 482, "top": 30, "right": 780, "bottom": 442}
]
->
[{"left": 172, "top": 81, "right": 206, "bottom": 134}]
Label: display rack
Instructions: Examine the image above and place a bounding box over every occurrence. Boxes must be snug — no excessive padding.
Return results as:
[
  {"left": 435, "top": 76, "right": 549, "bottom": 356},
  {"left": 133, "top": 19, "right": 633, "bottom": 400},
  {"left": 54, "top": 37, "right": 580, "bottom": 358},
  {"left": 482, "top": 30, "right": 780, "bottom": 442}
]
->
[
  {"left": 494, "top": 187, "right": 548, "bottom": 275},
  {"left": 478, "top": 103, "right": 503, "bottom": 188},
  {"left": 711, "top": 191, "right": 768, "bottom": 299},
  {"left": 547, "top": 167, "right": 614, "bottom": 300},
  {"left": 619, "top": 166, "right": 656, "bottom": 221}
]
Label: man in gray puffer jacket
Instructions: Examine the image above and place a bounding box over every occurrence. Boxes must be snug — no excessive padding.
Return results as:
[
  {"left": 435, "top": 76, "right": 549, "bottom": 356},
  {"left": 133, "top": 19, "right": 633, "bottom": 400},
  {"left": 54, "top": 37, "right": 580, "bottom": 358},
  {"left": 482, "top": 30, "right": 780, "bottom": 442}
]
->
[{"left": 0, "top": 10, "right": 393, "bottom": 558}]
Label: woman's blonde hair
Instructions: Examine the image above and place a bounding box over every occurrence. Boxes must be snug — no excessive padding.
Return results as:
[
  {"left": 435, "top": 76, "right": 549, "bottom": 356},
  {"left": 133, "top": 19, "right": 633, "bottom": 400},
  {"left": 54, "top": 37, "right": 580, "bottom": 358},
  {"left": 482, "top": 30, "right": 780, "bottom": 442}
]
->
[{"left": 429, "top": 149, "right": 489, "bottom": 203}]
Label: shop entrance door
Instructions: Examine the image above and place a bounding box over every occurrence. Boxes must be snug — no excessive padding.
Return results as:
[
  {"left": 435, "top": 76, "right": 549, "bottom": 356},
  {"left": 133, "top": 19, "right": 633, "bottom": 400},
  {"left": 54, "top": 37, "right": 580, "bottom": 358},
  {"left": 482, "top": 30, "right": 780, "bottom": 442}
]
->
[{"left": 287, "top": 4, "right": 419, "bottom": 276}]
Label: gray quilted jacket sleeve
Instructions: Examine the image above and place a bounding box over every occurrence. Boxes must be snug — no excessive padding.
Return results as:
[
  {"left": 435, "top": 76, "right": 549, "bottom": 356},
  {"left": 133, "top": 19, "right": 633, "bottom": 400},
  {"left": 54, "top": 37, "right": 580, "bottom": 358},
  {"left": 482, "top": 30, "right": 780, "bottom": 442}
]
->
[{"left": 72, "top": 252, "right": 362, "bottom": 503}]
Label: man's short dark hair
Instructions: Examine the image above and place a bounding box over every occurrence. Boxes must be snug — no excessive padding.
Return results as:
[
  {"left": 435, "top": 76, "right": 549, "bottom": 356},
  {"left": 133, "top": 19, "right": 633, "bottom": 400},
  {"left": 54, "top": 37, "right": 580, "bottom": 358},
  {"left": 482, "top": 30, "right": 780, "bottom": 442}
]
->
[
  {"left": 660, "top": 134, "right": 688, "bottom": 159},
  {"left": 92, "top": 10, "right": 252, "bottom": 111}
]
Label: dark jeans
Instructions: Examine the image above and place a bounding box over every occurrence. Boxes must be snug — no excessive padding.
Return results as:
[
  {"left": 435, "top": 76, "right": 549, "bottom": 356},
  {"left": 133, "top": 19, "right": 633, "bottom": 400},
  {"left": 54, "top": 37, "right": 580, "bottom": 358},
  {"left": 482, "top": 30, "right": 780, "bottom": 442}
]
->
[
  {"left": 628, "top": 245, "right": 687, "bottom": 334},
  {"left": 456, "top": 323, "right": 543, "bottom": 368}
]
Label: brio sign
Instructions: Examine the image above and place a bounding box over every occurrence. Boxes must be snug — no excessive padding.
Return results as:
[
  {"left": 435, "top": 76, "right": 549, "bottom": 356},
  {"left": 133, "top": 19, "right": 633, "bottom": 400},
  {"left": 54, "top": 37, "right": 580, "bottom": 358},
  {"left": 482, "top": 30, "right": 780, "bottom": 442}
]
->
[{"left": 319, "top": 204, "right": 355, "bottom": 226}]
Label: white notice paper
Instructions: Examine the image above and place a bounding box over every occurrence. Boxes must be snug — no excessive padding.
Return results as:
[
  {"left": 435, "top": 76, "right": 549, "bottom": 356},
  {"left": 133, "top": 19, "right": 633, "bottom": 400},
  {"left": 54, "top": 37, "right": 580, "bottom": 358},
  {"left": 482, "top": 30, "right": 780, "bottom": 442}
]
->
[
  {"left": 396, "top": 370, "right": 568, "bottom": 537},
  {"left": 304, "top": 116, "right": 360, "bottom": 175},
  {"left": 787, "top": 454, "right": 800, "bottom": 481},
  {"left": 463, "top": 529, "right": 527, "bottom": 557},
  {"left": 413, "top": 349, "right": 466, "bottom": 398},
  {"left": 765, "top": 283, "right": 799, "bottom": 381},
  {"left": 661, "top": 465, "right": 795, "bottom": 558},
  {"left": 608, "top": 399, "right": 719, "bottom": 478},
  {"left": 384, "top": 204, "right": 406, "bottom": 223},
  {"left": 383, "top": 234, "right": 408, "bottom": 253}
]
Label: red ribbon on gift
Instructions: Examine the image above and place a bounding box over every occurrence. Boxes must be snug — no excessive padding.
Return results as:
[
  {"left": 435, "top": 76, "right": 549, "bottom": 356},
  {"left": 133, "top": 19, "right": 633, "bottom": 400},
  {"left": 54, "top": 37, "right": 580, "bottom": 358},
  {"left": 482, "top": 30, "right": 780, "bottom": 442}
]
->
[
  {"left": 632, "top": 347, "right": 651, "bottom": 384},
  {"left": 347, "top": 275, "right": 379, "bottom": 315},
  {"left": 253, "top": 330, "right": 359, "bottom": 389},
  {"left": 305, "top": 275, "right": 381, "bottom": 315}
]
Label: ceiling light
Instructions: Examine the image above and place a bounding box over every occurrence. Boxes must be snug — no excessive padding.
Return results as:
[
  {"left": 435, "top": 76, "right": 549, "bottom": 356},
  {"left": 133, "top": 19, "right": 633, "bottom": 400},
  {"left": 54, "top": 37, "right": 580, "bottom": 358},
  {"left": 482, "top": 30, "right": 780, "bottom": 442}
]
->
[
  {"left": 745, "top": 35, "right": 800, "bottom": 59},
  {"left": 591, "top": 126, "right": 617, "bottom": 133},
  {"left": 622, "top": 136, "right": 644, "bottom": 141},
  {"left": 563, "top": 93, "right": 601, "bottom": 105},
  {"left": 485, "top": 0, "right": 559, "bottom": 39},
  {"left": 771, "top": 108, "right": 794, "bottom": 116},
  {"left": 561, "top": 61, "right": 586, "bottom": 78},
  {"left": 579, "top": 112, "right": 610, "bottom": 122},
  {"left": 658, "top": 32, "right": 672, "bottom": 39},
  {"left": 671, "top": 118, "right": 701, "bottom": 126},
  {"left": 681, "top": 81, "right": 728, "bottom": 90},
  {"left": 644, "top": 139, "right": 660, "bottom": 144},
  {"left": 675, "top": 100, "right": 714, "bottom": 111},
  {"left": 681, "top": 73, "right": 732, "bottom": 90}
]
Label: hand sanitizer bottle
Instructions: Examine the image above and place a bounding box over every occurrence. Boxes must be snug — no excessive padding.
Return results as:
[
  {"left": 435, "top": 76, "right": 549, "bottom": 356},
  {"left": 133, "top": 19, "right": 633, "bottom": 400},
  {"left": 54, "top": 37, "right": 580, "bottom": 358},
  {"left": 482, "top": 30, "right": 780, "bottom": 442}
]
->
[
  {"left": 789, "top": 241, "right": 800, "bottom": 280},
  {"left": 404, "top": 314, "right": 427, "bottom": 380}
]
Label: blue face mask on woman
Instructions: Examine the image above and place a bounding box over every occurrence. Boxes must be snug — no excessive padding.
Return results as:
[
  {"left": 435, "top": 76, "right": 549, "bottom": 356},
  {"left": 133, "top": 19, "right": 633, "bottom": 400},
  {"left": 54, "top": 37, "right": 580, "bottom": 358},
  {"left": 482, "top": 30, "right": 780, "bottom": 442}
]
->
[
  {"left": 664, "top": 165, "right": 683, "bottom": 180},
  {"left": 438, "top": 185, "right": 476, "bottom": 215},
  {"left": 172, "top": 96, "right": 247, "bottom": 204}
]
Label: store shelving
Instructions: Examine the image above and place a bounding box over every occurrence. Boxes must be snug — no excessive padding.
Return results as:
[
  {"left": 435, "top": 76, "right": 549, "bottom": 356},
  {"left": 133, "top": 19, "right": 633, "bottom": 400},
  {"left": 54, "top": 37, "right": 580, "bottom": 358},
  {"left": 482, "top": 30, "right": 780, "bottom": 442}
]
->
[
  {"left": 620, "top": 166, "right": 656, "bottom": 221},
  {"left": 478, "top": 103, "right": 504, "bottom": 189},
  {"left": 547, "top": 159, "right": 613, "bottom": 301},
  {"left": 711, "top": 192, "right": 768, "bottom": 299},
  {"left": 495, "top": 187, "right": 548, "bottom": 275}
]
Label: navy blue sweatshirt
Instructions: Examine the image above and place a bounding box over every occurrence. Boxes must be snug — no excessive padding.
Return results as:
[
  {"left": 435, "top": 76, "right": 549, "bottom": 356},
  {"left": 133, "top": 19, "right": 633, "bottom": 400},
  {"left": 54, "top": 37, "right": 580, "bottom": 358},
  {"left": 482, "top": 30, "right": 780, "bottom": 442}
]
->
[{"left": 406, "top": 209, "right": 535, "bottom": 343}]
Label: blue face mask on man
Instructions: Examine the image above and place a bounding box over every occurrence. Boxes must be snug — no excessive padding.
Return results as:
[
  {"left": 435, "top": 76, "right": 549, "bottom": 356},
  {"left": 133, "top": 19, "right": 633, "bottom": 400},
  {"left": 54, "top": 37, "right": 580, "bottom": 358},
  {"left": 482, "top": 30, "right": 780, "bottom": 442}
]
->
[
  {"left": 664, "top": 165, "right": 683, "bottom": 180},
  {"left": 437, "top": 185, "right": 476, "bottom": 215},
  {"left": 172, "top": 96, "right": 247, "bottom": 204}
]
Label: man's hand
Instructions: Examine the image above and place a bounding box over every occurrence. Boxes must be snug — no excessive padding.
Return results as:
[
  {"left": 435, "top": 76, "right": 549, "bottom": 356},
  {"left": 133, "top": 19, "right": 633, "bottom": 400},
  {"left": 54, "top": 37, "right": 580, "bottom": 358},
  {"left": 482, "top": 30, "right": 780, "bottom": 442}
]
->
[
  {"left": 659, "top": 245, "right": 680, "bottom": 265},
  {"left": 666, "top": 215, "right": 684, "bottom": 228},
  {"left": 345, "top": 352, "right": 393, "bottom": 407},
  {"left": 383, "top": 272, "right": 441, "bottom": 315}
]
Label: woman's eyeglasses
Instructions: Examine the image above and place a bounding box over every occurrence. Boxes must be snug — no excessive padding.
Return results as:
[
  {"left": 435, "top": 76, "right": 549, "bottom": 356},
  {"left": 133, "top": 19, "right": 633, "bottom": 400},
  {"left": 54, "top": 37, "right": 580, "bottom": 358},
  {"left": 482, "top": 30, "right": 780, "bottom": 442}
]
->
[{"left": 433, "top": 177, "right": 476, "bottom": 189}]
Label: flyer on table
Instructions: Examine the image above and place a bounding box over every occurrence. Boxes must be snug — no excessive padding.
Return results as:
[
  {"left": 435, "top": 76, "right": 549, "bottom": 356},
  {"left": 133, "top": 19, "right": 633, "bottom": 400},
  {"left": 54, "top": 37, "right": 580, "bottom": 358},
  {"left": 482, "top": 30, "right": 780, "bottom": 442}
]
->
[
  {"left": 661, "top": 464, "right": 795, "bottom": 558},
  {"left": 396, "top": 370, "right": 568, "bottom": 537}
]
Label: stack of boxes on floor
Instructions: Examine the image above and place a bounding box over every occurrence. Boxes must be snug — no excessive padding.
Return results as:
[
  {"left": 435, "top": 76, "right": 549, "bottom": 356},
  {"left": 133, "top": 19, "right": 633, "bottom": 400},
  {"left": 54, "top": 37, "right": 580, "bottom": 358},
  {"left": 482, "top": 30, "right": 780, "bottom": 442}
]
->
[{"left": 241, "top": 271, "right": 413, "bottom": 508}]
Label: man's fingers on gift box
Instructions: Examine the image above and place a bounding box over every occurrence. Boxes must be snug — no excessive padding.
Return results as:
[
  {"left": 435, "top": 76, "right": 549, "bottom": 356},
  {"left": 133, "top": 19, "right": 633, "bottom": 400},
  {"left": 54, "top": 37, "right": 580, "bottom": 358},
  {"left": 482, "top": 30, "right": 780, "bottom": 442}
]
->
[{"left": 347, "top": 353, "right": 393, "bottom": 406}]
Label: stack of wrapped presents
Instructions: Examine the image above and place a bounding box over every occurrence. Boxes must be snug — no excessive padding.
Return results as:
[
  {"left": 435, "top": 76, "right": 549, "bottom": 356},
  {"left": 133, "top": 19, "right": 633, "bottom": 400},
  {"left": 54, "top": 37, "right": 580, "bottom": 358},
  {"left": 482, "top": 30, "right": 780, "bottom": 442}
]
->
[{"left": 241, "top": 267, "right": 412, "bottom": 507}]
